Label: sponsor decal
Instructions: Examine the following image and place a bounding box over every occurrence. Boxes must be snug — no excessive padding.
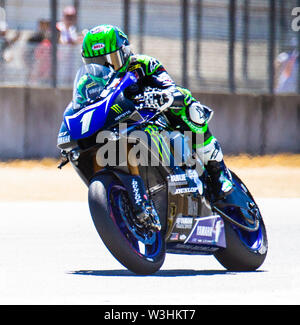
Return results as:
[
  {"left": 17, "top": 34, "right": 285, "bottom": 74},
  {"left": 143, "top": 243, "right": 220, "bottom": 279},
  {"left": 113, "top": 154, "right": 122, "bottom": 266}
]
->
[
  {"left": 176, "top": 217, "right": 193, "bottom": 229},
  {"left": 57, "top": 135, "right": 71, "bottom": 144},
  {"left": 187, "top": 196, "right": 198, "bottom": 216},
  {"left": 87, "top": 87, "right": 99, "bottom": 96},
  {"left": 196, "top": 226, "right": 213, "bottom": 237},
  {"left": 90, "top": 26, "right": 105, "bottom": 34},
  {"left": 179, "top": 234, "right": 187, "bottom": 241},
  {"left": 58, "top": 131, "right": 68, "bottom": 137},
  {"left": 131, "top": 179, "right": 142, "bottom": 205},
  {"left": 128, "top": 63, "right": 142, "bottom": 72},
  {"left": 157, "top": 71, "right": 174, "bottom": 86},
  {"left": 92, "top": 43, "right": 105, "bottom": 51},
  {"left": 258, "top": 243, "right": 267, "bottom": 254},
  {"left": 170, "top": 174, "right": 186, "bottom": 182},
  {"left": 174, "top": 187, "right": 198, "bottom": 194},
  {"left": 149, "top": 58, "right": 159, "bottom": 73},
  {"left": 111, "top": 104, "right": 123, "bottom": 114},
  {"left": 114, "top": 110, "right": 131, "bottom": 121},
  {"left": 170, "top": 233, "right": 179, "bottom": 241},
  {"left": 86, "top": 81, "right": 97, "bottom": 89},
  {"left": 184, "top": 216, "right": 226, "bottom": 248},
  {"left": 186, "top": 169, "right": 199, "bottom": 179}
]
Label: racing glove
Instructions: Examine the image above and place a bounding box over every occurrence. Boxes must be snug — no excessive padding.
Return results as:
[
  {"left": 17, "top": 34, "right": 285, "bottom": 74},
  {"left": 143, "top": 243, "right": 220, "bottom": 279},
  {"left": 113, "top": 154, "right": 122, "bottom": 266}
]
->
[{"left": 134, "top": 88, "right": 174, "bottom": 111}]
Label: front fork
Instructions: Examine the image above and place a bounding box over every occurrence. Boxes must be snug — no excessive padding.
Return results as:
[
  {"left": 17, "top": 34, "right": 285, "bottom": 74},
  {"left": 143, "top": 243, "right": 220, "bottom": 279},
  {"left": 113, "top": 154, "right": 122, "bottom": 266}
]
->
[{"left": 126, "top": 143, "right": 162, "bottom": 232}]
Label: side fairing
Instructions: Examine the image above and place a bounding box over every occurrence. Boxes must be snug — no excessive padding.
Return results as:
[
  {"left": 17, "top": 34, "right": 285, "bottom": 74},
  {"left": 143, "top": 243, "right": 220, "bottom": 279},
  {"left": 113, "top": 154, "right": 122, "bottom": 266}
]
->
[{"left": 57, "top": 102, "right": 77, "bottom": 150}]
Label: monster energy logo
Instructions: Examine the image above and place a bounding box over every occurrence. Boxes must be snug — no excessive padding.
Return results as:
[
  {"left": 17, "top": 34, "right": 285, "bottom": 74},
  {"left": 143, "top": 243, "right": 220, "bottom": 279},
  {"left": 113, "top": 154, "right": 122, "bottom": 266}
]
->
[
  {"left": 111, "top": 104, "right": 123, "bottom": 114},
  {"left": 144, "top": 124, "right": 171, "bottom": 165}
]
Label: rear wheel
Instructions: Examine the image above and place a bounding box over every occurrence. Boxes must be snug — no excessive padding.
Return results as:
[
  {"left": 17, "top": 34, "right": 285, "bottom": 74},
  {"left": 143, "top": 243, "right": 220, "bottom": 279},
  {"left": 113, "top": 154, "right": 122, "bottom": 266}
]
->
[
  {"left": 214, "top": 218, "right": 267, "bottom": 271},
  {"left": 214, "top": 171, "right": 268, "bottom": 271},
  {"left": 88, "top": 173, "right": 166, "bottom": 275}
]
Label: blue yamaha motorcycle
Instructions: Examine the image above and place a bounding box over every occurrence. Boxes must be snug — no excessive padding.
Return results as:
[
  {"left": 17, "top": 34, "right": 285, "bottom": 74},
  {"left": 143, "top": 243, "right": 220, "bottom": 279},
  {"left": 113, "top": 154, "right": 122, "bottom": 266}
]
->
[{"left": 57, "top": 64, "right": 268, "bottom": 275}]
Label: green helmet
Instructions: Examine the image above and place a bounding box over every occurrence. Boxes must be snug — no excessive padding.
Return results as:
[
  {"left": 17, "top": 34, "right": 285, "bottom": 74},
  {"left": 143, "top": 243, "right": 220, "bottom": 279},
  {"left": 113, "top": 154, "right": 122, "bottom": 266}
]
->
[{"left": 81, "top": 24, "right": 131, "bottom": 71}]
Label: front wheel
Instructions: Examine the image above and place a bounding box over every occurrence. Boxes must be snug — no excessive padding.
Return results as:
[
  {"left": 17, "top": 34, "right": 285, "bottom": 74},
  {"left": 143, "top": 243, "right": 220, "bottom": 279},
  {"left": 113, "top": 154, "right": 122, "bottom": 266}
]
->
[{"left": 88, "top": 173, "right": 166, "bottom": 275}]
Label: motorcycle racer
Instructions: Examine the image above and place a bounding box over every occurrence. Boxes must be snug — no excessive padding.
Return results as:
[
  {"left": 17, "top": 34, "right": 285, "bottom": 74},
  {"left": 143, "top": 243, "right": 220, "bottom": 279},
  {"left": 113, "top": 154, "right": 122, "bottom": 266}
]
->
[{"left": 80, "top": 24, "right": 233, "bottom": 200}]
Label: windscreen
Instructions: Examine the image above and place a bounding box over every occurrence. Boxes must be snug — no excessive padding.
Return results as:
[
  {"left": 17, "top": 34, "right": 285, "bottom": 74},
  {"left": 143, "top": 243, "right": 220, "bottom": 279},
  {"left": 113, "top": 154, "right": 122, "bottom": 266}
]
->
[{"left": 72, "top": 64, "right": 113, "bottom": 109}]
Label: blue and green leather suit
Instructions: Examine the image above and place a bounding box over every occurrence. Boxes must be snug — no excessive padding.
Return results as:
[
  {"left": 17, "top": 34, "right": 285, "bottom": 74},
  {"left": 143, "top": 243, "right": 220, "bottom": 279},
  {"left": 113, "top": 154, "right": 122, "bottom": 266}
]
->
[{"left": 123, "top": 54, "right": 233, "bottom": 197}]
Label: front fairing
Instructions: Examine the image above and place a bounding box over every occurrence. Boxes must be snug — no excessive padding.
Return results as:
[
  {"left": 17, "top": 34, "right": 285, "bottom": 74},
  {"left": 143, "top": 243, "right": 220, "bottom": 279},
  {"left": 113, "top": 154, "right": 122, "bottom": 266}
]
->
[
  {"left": 58, "top": 66, "right": 138, "bottom": 144},
  {"left": 72, "top": 64, "right": 113, "bottom": 110}
]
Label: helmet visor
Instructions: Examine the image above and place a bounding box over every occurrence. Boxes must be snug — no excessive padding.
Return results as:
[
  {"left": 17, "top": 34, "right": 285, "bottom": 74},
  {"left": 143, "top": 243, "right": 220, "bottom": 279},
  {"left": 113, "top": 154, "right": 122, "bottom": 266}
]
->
[{"left": 82, "top": 49, "right": 124, "bottom": 71}]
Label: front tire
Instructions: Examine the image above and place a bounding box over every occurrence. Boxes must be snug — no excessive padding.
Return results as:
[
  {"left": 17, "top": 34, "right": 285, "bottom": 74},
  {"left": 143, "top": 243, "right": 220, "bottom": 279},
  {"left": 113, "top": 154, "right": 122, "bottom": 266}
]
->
[{"left": 88, "top": 173, "right": 166, "bottom": 275}]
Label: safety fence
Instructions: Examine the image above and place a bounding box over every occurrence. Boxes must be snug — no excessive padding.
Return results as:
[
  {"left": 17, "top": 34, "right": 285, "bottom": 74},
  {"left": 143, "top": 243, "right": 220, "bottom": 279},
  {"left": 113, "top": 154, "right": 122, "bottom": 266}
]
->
[{"left": 0, "top": 0, "right": 299, "bottom": 93}]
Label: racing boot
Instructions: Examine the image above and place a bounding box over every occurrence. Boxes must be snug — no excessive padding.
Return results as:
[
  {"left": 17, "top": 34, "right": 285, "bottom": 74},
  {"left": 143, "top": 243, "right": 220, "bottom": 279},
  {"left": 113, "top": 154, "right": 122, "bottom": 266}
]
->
[
  {"left": 195, "top": 136, "right": 233, "bottom": 200},
  {"left": 206, "top": 160, "right": 233, "bottom": 200}
]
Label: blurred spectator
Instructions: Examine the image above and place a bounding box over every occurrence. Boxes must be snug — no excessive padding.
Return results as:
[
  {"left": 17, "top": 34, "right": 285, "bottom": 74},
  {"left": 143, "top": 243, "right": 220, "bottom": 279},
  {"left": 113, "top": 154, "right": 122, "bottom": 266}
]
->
[
  {"left": 28, "top": 19, "right": 51, "bottom": 44},
  {"left": 56, "top": 6, "right": 80, "bottom": 45},
  {"left": 29, "top": 27, "right": 60, "bottom": 85},
  {"left": 56, "top": 6, "right": 82, "bottom": 85},
  {"left": 25, "top": 19, "right": 51, "bottom": 77},
  {"left": 275, "top": 38, "right": 298, "bottom": 94},
  {"left": 0, "top": 6, "right": 20, "bottom": 63}
]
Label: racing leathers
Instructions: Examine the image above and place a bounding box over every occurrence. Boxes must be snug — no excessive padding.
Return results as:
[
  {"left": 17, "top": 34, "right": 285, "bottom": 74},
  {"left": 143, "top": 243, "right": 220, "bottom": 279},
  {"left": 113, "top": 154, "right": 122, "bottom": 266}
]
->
[{"left": 123, "top": 54, "right": 233, "bottom": 199}]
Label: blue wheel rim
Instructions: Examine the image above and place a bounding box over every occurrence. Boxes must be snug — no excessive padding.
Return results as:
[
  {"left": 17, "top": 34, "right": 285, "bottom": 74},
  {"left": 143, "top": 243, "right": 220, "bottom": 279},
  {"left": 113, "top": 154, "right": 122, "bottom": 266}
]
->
[
  {"left": 108, "top": 183, "right": 162, "bottom": 259},
  {"left": 230, "top": 177, "right": 265, "bottom": 251}
]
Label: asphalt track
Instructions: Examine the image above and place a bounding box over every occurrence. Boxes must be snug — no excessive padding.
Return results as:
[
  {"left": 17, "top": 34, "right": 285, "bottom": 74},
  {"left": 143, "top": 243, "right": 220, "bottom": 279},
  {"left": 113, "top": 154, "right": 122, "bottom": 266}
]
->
[{"left": 0, "top": 198, "right": 299, "bottom": 305}]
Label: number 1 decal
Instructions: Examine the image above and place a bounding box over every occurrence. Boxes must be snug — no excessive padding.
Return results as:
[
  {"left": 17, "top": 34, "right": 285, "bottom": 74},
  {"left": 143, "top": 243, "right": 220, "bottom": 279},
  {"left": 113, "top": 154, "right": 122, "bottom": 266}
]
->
[{"left": 80, "top": 109, "right": 96, "bottom": 135}]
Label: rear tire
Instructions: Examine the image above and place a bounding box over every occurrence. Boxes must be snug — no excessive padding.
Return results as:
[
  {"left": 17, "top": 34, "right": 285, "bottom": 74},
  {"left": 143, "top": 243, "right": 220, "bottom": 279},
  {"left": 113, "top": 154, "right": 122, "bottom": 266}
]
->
[
  {"left": 88, "top": 173, "right": 166, "bottom": 275},
  {"left": 214, "top": 171, "right": 268, "bottom": 271},
  {"left": 214, "top": 219, "right": 268, "bottom": 271}
]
